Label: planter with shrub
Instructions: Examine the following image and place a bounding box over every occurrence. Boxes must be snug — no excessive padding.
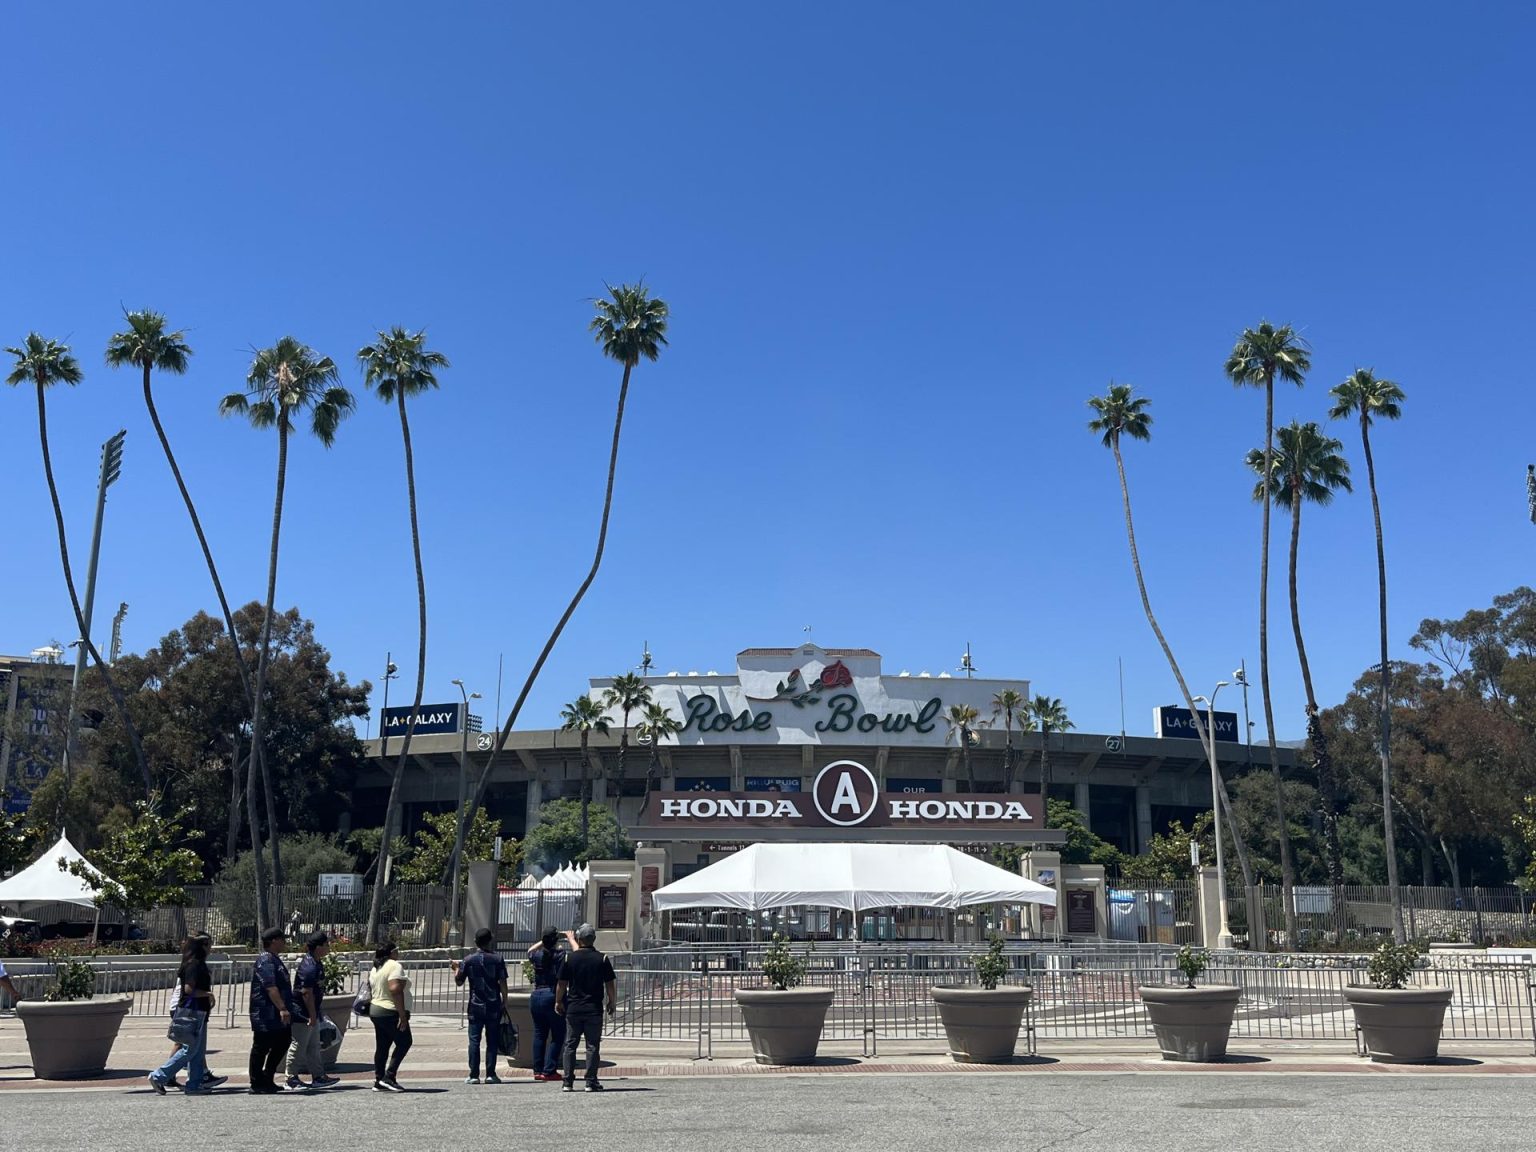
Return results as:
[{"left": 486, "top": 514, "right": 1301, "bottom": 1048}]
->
[
  {"left": 932, "top": 933, "right": 1032, "bottom": 1063},
  {"left": 1343, "top": 940, "right": 1452, "bottom": 1064},
  {"left": 318, "top": 950, "right": 361, "bottom": 1070},
  {"left": 15, "top": 955, "right": 133, "bottom": 1079},
  {"left": 734, "top": 934, "right": 834, "bottom": 1065},
  {"left": 1137, "top": 946, "right": 1241, "bottom": 1062}
]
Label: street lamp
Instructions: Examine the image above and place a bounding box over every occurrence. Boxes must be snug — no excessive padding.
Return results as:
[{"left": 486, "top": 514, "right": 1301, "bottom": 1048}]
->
[
  {"left": 1233, "top": 662, "right": 1254, "bottom": 774},
  {"left": 447, "top": 678, "right": 482, "bottom": 947},
  {"left": 378, "top": 656, "right": 399, "bottom": 746},
  {"left": 1193, "top": 683, "right": 1233, "bottom": 950}
]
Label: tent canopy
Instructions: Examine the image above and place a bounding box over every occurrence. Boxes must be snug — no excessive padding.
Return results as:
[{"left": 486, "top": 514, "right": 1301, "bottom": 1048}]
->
[
  {"left": 650, "top": 843, "right": 1057, "bottom": 914},
  {"left": 0, "top": 834, "right": 108, "bottom": 911}
]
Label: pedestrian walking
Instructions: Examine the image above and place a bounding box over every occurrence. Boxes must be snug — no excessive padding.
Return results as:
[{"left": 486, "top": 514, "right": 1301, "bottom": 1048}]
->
[
  {"left": 555, "top": 922, "right": 615, "bottom": 1092},
  {"left": 248, "top": 926, "right": 296, "bottom": 1095},
  {"left": 285, "top": 931, "right": 339, "bottom": 1091},
  {"left": 0, "top": 957, "right": 21, "bottom": 1007},
  {"left": 451, "top": 928, "right": 509, "bottom": 1084},
  {"left": 150, "top": 934, "right": 217, "bottom": 1095},
  {"left": 368, "top": 940, "right": 412, "bottom": 1092},
  {"left": 527, "top": 927, "right": 570, "bottom": 1081}
]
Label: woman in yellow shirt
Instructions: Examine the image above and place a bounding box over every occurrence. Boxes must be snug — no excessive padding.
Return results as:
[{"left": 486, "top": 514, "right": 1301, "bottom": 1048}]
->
[{"left": 368, "top": 941, "right": 412, "bottom": 1092}]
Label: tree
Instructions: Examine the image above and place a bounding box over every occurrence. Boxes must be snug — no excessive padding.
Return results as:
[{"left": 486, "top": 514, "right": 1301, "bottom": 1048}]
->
[
  {"left": 1029, "top": 695, "right": 1074, "bottom": 804},
  {"left": 5, "top": 334, "right": 151, "bottom": 797},
  {"left": 602, "top": 672, "right": 652, "bottom": 795},
  {"left": 63, "top": 796, "right": 204, "bottom": 922},
  {"left": 1330, "top": 369, "right": 1408, "bottom": 941},
  {"left": 560, "top": 696, "right": 611, "bottom": 852},
  {"left": 0, "top": 795, "right": 42, "bottom": 878},
  {"left": 992, "top": 800, "right": 1124, "bottom": 872},
  {"left": 395, "top": 807, "right": 517, "bottom": 885},
  {"left": 1087, "top": 382, "right": 1253, "bottom": 888},
  {"left": 214, "top": 832, "right": 355, "bottom": 945},
  {"left": 991, "top": 689, "right": 1025, "bottom": 791},
  {"left": 221, "top": 337, "right": 355, "bottom": 930},
  {"left": 523, "top": 798, "right": 633, "bottom": 870},
  {"left": 636, "top": 702, "right": 681, "bottom": 797},
  {"left": 357, "top": 327, "right": 448, "bottom": 946},
  {"left": 462, "top": 284, "right": 669, "bottom": 847},
  {"left": 1225, "top": 321, "right": 1311, "bottom": 948},
  {"left": 944, "top": 704, "right": 981, "bottom": 791},
  {"left": 1246, "top": 421, "right": 1352, "bottom": 890},
  {"left": 1120, "top": 812, "right": 1214, "bottom": 887},
  {"left": 106, "top": 309, "right": 262, "bottom": 852}
]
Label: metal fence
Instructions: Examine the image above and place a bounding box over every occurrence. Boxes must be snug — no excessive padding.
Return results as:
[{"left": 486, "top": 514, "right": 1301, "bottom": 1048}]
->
[{"left": 1238, "top": 884, "right": 1536, "bottom": 949}]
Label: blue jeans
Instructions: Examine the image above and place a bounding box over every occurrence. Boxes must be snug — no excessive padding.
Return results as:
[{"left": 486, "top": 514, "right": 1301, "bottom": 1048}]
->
[
  {"left": 530, "top": 988, "right": 565, "bottom": 1076},
  {"left": 467, "top": 1015, "right": 500, "bottom": 1079},
  {"left": 153, "top": 1013, "right": 209, "bottom": 1090}
]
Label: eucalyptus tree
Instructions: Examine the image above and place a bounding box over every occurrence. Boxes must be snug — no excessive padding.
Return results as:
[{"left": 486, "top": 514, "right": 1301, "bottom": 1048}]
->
[
  {"left": 1247, "top": 421, "right": 1352, "bottom": 888},
  {"left": 636, "top": 702, "right": 682, "bottom": 798},
  {"left": 221, "top": 337, "right": 354, "bottom": 929},
  {"left": 357, "top": 327, "right": 448, "bottom": 945},
  {"left": 991, "top": 688, "right": 1026, "bottom": 791},
  {"left": 1087, "top": 383, "right": 1253, "bottom": 887},
  {"left": 602, "top": 671, "right": 652, "bottom": 793},
  {"left": 5, "top": 334, "right": 150, "bottom": 796},
  {"left": 944, "top": 703, "right": 982, "bottom": 792},
  {"left": 1330, "top": 369, "right": 1408, "bottom": 941},
  {"left": 560, "top": 695, "right": 612, "bottom": 852},
  {"left": 461, "top": 284, "right": 669, "bottom": 848},
  {"left": 1225, "top": 323, "right": 1311, "bottom": 946}
]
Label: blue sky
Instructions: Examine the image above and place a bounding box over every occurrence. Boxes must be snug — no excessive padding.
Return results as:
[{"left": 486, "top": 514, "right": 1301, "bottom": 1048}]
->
[{"left": 2, "top": 3, "right": 1532, "bottom": 743}]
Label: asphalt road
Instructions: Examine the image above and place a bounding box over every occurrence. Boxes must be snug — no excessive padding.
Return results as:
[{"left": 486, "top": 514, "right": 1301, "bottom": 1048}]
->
[{"left": 4, "top": 1072, "right": 1529, "bottom": 1151}]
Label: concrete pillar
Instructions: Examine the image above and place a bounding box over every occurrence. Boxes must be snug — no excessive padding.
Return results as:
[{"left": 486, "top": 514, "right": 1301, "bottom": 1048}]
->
[
  {"left": 1196, "top": 866, "right": 1222, "bottom": 949},
  {"left": 586, "top": 859, "right": 638, "bottom": 954},
  {"left": 1021, "top": 851, "right": 1063, "bottom": 940},
  {"left": 524, "top": 776, "right": 542, "bottom": 838},
  {"left": 464, "top": 860, "right": 499, "bottom": 944},
  {"left": 1135, "top": 785, "right": 1153, "bottom": 853},
  {"left": 1074, "top": 781, "right": 1092, "bottom": 823}
]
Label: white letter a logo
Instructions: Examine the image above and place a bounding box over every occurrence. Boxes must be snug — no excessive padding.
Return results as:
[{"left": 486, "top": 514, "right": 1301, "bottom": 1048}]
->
[{"left": 830, "top": 772, "right": 859, "bottom": 814}]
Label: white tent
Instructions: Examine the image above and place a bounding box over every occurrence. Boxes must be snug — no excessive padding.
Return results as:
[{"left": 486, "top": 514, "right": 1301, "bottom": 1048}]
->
[
  {"left": 0, "top": 833, "right": 109, "bottom": 911},
  {"left": 650, "top": 843, "right": 1057, "bottom": 913}
]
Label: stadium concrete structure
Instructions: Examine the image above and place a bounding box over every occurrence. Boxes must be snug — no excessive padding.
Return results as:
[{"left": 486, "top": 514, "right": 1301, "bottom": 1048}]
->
[{"left": 357, "top": 643, "right": 1292, "bottom": 880}]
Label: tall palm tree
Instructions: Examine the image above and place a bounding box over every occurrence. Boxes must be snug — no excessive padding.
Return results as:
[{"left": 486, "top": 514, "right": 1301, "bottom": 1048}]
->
[
  {"left": 462, "top": 284, "right": 669, "bottom": 841},
  {"left": 5, "top": 334, "right": 151, "bottom": 797},
  {"left": 944, "top": 704, "right": 981, "bottom": 791},
  {"left": 1225, "top": 323, "right": 1310, "bottom": 947},
  {"left": 357, "top": 327, "right": 447, "bottom": 945},
  {"left": 1087, "top": 383, "right": 1254, "bottom": 888},
  {"left": 105, "top": 310, "right": 261, "bottom": 841},
  {"left": 1029, "top": 696, "right": 1074, "bottom": 804},
  {"left": 991, "top": 688, "right": 1025, "bottom": 791},
  {"left": 560, "top": 696, "right": 611, "bottom": 853},
  {"left": 221, "top": 337, "right": 354, "bottom": 931},
  {"left": 1330, "top": 369, "right": 1407, "bottom": 942},
  {"left": 636, "top": 702, "right": 682, "bottom": 799},
  {"left": 602, "top": 672, "right": 653, "bottom": 794},
  {"left": 1246, "top": 421, "right": 1352, "bottom": 890}
]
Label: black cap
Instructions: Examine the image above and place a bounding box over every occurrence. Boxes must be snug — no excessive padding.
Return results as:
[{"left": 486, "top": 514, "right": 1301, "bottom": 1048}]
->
[{"left": 260, "top": 926, "right": 287, "bottom": 946}]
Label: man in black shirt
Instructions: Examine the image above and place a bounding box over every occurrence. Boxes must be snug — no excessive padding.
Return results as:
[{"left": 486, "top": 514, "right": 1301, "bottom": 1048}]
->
[{"left": 555, "top": 922, "right": 616, "bottom": 1092}]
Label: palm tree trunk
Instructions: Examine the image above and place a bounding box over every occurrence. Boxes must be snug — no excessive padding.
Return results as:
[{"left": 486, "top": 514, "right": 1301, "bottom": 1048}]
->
[
  {"left": 366, "top": 392, "right": 429, "bottom": 946},
  {"left": 961, "top": 732, "right": 974, "bottom": 792},
  {"left": 1110, "top": 436, "right": 1254, "bottom": 888},
  {"left": 33, "top": 382, "right": 153, "bottom": 798},
  {"left": 226, "top": 735, "right": 246, "bottom": 862},
  {"left": 1361, "top": 418, "right": 1405, "bottom": 942},
  {"left": 246, "top": 419, "right": 293, "bottom": 932},
  {"left": 1259, "top": 378, "right": 1299, "bottom": 948},
  {"left": 462, "top": 360, "right": 635, "bottom": 831},
  {"left": 1003, "top": 729, "right": 1014, "bottom": 792}
]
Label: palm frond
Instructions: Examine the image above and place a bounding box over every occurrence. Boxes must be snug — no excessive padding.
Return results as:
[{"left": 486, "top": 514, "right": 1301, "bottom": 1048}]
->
[
  {"left": 590, "top": 282, "right": 670, "bottom": 367},
  {"left": 5, "top": 333, "right": 82, "bottom": 388},
  {"left": 1086, "top": 382, "right": 1153, "bottom": 447},
  {"left": 1247, "top": 421, "right": 1352, "bottom": 509},
  {"left": 359, "top": 327, "right": 449, "bottom": 403},
  {"left": 1224, "top": 321, "right": 1311, "bottom": 390}
]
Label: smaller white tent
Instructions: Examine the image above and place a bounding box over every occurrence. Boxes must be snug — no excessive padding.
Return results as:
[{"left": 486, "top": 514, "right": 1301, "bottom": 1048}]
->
[
  {"left": 650, "top": 843, "right": 1057, "bottom": 913},
  {"left": 0, "top": 834, "right": 109, "bottom": 911}
]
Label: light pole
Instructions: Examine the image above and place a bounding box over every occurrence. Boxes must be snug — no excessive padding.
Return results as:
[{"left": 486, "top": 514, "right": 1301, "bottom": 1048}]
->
[
  {"left": 447, "top": 678, "right": 482, "bottom": 947},
  {"left": 1193, "top": 683, "right": 1233, "bottom": 949},
  {"left": 63, "top": 430, "right": 125, "bottom": 778},
  {"left": 1233, "top": 662, "right": 1254, "bottom": 774},
  {"left": 378, "top": 656, "right": 398, "bottom": 745}
]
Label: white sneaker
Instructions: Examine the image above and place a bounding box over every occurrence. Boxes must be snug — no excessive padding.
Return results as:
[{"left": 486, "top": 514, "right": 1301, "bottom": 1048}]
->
[{"left": 465, "top": 1076, "right": 480, "bottom": 1085}]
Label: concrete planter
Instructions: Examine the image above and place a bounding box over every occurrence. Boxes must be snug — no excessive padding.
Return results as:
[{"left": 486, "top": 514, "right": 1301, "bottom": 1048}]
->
[
  {"left": 320, "top": 993, "right": 357, "bottom": 1071},
  {"left": 1343, "top": 985, "right": 1453, "bottom": 1063},
  {"left": 1138, "top": 984, "right": 1241, "bottom": 1062},
  {"left": 16, "top": 995, "right": 133, "bottom": 1079},
  {"left": 734, "top": 987, "right": 835, "bottom": 1065},
  {"left": 932, "top": 986, "right": 1032, "bottom": 1063},
  {"left": 504, "top": 990, "right": 535, "bottom": 1070}
]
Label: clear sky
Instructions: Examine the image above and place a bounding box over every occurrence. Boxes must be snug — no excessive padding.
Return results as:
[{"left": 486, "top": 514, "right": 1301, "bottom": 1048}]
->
[{"left": 2, "top": 3, "right": 1532, "bottom": 744}]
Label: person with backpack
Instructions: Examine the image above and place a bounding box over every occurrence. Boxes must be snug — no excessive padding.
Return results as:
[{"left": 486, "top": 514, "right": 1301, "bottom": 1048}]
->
[
  {"left": 450, "top": 928, "right": 509, "bottom": 1084},
  {"left": 285, "top": 931, "right": 339, "bottom": 1091},
  {"left": 526, "top": 927, "right": 570, "bottom": 1081},
  {"left": 149, "top": 934, "right": 218, "bottom": 1095},
  {"left": 248, "top": 926, "right": 296, "bottom": 1094}
]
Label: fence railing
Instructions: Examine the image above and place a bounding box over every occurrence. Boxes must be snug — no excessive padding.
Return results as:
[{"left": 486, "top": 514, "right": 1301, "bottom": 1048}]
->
[{"left": 1233, "top": 884, "right": 1536, "bottom": 949}]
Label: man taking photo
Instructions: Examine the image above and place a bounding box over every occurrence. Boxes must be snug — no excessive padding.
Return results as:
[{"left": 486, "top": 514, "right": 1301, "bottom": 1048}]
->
[{"left": 554, "top": 922, "right": 615, "bottom": 1093}]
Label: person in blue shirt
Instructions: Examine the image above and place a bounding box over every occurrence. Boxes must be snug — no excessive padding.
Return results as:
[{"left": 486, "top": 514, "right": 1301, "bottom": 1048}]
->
[
  {"left": 248, "top": 926, "right": 296, "bottom": 1094},
  {"left": 284, "top": 931, "right": 339, "bottom": 1091},
  {"left": 451, "top": 928, "right": 509, "bottom": 1084}
]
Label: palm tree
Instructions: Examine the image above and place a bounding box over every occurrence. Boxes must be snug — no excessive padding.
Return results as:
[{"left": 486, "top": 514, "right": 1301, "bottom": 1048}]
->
[
  {"left": 1330, "top": 369, "right": 1407, "bottom": 942},
  {"left": 636, "top": 702, "right": 682, "bottom": 799},
  {"left": 357, "top": 327, "right": 447, "bottom": 945},
  {"left": 1246, "top": 421, "right": 1352, "bottom": 890},
  {"left": 461, "top": 284, "right": 668, "bottom": 840},
  {"left": 560, "top": 696, "right": 611, "bottom": 853},
  {"left": 602, "top": 672, "right": 653, "bottom": 794},
  {"left": 1029, "top": 696, "right": 1074, "bottom": 804},
  {"left": 991, "top": 689, "right": 1025, "bottom": 791},
  {"left": 105, "top": 310, "right": 262, "bottom": 841},
  {"left": 1087, "top": 383, "right": 1254, "bottom": 889},
  {"left": 944, "top": 704, "right": 981, "bottom": 791},
  {"left": 5, "top": 334, "right": 151, "bottom": 797},
  {"left": 221, "top": 337, "right": 354, "bottom": 931},
  {"left": 1225, "top": 323, "right": 1311, "bottom": 948}
]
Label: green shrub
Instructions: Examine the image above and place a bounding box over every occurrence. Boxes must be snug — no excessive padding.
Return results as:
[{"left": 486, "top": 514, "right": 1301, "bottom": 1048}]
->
[
  {"left": 43, "top": 955, "right": 96, "bottom": 1002},
  {"left": 1176, "top": 945, "right": 1210, "bottom": 988},
  {"left": 760, "top": 933, "right": 807, "bottom": 991},
  {"left": 1366, "top": 939, "right": 1424, "bottom": 990},
  {"left": 320, "top": 950, "right": 352, "bottom": 996},
  {"left": 521, "top": 958, "right": 537, "bottom": 986},
  {"left": 972, "top": 933, "right": 1009, "bottom": 990}
]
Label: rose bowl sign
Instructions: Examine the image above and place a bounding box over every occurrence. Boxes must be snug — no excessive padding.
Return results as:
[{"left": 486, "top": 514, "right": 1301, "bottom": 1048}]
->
[{"left": 633, "top": 760, "right": 1053, "bottom": 845}]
